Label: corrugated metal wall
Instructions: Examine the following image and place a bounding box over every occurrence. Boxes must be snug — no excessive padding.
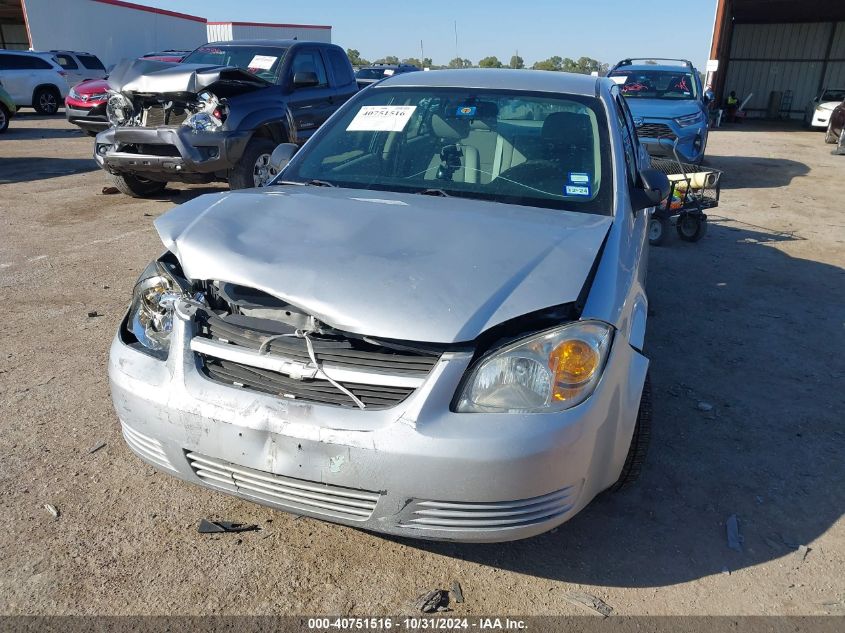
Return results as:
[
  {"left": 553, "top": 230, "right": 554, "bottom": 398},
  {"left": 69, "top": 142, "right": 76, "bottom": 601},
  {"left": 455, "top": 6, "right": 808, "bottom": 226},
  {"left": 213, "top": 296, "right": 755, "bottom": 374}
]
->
[
  {"left": 208, "top": 23, "right": 331, "bottom": 43},
  {"left": 723, "top": 21, "right": 845, "bottom": 119},
  {"left": 23, "top": 0, "right": 207, "bottom": 68}
]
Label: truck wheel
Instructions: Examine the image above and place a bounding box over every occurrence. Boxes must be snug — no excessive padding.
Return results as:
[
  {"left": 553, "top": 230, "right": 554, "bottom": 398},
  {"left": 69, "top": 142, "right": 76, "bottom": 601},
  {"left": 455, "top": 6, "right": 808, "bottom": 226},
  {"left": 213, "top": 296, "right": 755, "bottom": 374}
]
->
[
  {"left": 0, "top": 104, "right": 9, "bottom": 133},
  {"left": 228, "top": 138, "right": 279, "bottom": 189},
  {"left": 108, "top": 172, "right": 167, "bottom": 198},
  {"left": 610, "top": 373, "right": 652, "bottom": 491},
  {"left": 824, "top": 122, "right": 839, "bottom": 144},
  {"left": 33, "top": 86, "right": 60, "bottom": 115}
]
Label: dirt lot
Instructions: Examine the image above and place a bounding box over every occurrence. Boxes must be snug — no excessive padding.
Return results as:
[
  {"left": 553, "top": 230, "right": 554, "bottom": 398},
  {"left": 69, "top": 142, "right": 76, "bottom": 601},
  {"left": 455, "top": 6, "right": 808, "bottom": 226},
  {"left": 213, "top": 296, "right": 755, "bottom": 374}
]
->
[{"left": 1, "top": 112, "right": 843, "bottom": 616}]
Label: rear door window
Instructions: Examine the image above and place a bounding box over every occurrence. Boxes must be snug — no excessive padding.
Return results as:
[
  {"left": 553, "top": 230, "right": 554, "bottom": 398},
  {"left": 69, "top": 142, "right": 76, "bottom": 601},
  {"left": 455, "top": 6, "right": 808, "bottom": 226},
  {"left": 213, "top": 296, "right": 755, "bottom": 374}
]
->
[
  {"left": 77, "top": 54, "right": 105, "bottom": 71},
  {"left": 326, "top": 48, "right": 354, "bottom": 86},
  {"left": 53, "top": 54, "right": 78, "bottom": 70}
]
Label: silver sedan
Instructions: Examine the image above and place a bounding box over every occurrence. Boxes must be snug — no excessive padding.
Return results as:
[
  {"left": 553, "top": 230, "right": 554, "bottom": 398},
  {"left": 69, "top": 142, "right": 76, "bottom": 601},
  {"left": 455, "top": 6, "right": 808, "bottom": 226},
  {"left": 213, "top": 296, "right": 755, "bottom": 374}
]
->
[{"left": 109, "top": 69, "right": 669, "bottom": 542}]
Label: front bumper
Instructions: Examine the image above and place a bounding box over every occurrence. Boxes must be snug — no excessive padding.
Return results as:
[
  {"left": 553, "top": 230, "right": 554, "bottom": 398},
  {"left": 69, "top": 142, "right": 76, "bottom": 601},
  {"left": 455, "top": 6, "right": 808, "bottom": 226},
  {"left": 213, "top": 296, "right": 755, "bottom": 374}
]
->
[
  {"left": 65, "top": 105, "right": 107, "bottom": 133},
  {"left": 109, "top": 304, "right": 648, "bottom": 542},
  {"left": 639, "top": 121, "right": 707, "bottom": 163},
  {"left": 94, "top": 126, "right": 251, "bottom": 178}
]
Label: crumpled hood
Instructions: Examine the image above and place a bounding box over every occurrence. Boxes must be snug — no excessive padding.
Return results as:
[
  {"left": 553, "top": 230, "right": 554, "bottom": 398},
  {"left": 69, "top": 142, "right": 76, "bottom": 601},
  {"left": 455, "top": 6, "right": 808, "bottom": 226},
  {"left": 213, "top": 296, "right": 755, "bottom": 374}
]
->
[
  {"left": 625, "top": 98, "right": 702, "bottom": 121},
  {"left": 107, "top": 58, "right": 269, "bottom": 95},
  {"left": 155, "top": 187, "right": 612, "bottom": 343}
]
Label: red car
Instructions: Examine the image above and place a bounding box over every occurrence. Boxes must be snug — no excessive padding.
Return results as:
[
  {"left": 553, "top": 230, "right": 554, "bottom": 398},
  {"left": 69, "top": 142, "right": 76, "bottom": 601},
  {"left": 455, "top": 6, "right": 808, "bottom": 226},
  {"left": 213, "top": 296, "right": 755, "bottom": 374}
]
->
[{"left": 65, "top": 51, "right": 188, "bottom": 135}]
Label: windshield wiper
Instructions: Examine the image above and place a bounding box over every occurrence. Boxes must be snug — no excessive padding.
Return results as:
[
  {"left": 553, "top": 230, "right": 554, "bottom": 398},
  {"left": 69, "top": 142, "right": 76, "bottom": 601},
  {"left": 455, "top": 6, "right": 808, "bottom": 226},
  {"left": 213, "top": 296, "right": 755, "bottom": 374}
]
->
[
  {"left": 305, "top": 179, "right": 336, "bottom": 187},
  {"left": 417, "top": 188, "right": 450, "bottom": 197}
]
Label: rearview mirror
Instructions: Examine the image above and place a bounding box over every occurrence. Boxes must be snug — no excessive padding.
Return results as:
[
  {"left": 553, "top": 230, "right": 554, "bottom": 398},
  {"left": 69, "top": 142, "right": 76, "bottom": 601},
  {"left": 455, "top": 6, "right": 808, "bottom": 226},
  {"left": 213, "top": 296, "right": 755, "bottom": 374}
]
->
[
  {"left": 293, "top": 71, "right": 319, "bottom": 88},
  {"left": 631, "top": 168, "right": 671, "bottom": 211},
  {"left": 268, "top": 143, "right": 298, "bottom": 177}
]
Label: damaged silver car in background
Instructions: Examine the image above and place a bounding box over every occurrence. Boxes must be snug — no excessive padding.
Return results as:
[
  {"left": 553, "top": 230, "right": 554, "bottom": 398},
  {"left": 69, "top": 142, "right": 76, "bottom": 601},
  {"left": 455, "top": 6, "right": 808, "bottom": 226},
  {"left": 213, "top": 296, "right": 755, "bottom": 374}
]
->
[{"left": 109, "top": 69, "right": 670, "bottom": 542}]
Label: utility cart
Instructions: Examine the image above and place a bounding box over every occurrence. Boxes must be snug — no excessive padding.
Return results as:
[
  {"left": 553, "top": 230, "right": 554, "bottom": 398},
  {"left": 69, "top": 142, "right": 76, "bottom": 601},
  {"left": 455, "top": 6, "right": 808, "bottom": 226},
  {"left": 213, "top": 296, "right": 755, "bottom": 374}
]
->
[{"left": 647, "top": 145, "right": 722, "bottom": 246}]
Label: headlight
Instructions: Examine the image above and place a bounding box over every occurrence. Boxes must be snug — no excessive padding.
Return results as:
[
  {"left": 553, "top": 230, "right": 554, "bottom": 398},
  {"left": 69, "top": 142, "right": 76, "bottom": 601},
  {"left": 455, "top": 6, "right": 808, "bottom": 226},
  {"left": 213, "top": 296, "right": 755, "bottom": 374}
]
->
[
  {"left": 182, "top": 111, "right": 222, "bottom": 132},
  {"left": 675, "top": 112, "right": 705, "bottom": 127},
  {"left": 127, "top": 264, "right": 183, "bottom": 356},
  {"left": 106, "top": 92, "right": 134, "bottom": 126},
  {"left": 69, "top": 86, "right": 80, "bottom": 100},
  {"left": 456, "top": 320, "right": 613, "bottom": 413}
]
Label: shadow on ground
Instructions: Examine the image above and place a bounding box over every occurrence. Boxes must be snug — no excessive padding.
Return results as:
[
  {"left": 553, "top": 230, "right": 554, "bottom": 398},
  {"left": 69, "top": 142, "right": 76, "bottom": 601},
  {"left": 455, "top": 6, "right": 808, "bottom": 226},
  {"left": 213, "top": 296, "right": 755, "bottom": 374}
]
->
[
  {"left": 0, "top": 157, "right": 99, "bottom": 184},
  {"left": 705, "top": 155, "right": 809, "bottom": 190},
  {"left": 396, "top": 220, "right": 844, "bottom": 587}
]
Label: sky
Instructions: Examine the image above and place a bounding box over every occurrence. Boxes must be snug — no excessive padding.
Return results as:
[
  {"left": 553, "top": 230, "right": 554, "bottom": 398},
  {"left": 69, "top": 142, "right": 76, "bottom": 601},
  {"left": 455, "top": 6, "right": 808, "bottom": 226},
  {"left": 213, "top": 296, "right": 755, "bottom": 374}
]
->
[{"left": 139, "top": 0, "right": 718, "bottom": 69}]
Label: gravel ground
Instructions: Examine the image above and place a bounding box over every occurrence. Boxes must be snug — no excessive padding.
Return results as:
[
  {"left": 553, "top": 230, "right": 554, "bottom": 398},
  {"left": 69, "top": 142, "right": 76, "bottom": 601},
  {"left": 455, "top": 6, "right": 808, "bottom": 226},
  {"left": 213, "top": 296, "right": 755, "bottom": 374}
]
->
[{"left": 0, "top": 113, "right": 843, "bottom": 616}]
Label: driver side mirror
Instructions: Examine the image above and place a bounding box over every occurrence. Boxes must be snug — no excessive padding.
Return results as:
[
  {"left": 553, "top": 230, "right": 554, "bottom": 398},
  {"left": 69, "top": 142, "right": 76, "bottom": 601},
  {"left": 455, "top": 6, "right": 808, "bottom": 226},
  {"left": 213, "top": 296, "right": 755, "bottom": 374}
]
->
[
  {"left": 268, "top": 142, "right": 299, "bottom": 176},
  {"left": 704, "top": 89, "right": 715, "bottom": 104},
  {"left": 293, "top": 71, "right": 319, "bottom": 89},
  {"left": 631, "top": 168, "right": 670, "bottom": 211}
]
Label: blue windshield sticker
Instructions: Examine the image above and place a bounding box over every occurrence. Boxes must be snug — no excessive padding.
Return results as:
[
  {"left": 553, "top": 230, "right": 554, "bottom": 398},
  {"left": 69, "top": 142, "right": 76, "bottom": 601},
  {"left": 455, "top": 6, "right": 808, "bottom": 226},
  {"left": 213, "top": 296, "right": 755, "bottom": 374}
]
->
[
  {"left": 569, "top": 172, "right": 590, "bottom": 184},
  {"left": 565, "top": 184, "right": 591, "bottom": 197},
  {"left": 456, "top": 106, "right": 477, "bottom": 117}
]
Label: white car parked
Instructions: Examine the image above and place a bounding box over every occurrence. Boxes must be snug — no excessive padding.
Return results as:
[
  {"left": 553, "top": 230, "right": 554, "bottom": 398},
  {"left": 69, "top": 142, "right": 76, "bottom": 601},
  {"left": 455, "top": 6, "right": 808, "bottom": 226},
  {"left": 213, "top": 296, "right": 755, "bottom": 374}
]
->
[
  {"left": 48, "top": 50, "right": 106, "bottom": 87},
  {"left": 804, "top": 88, "right": 845, "bottom": 128},
  {"left": 0, "top": 50, "right": 71, "bottom": 114}
]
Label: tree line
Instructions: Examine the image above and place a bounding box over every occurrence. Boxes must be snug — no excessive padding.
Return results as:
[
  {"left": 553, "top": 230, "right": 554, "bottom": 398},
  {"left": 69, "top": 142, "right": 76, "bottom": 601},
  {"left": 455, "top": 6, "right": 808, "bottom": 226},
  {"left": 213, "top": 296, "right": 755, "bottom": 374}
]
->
[{"left": 347, "top": 49, "right": 608, "bottom": 75}]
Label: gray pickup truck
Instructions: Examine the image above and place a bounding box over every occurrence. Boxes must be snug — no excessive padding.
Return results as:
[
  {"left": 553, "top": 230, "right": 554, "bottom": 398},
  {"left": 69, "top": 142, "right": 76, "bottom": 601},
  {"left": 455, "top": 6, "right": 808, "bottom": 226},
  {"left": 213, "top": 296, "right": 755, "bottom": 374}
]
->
[{"left": 94, "top": 40, "right": 357, "bottom": 197}]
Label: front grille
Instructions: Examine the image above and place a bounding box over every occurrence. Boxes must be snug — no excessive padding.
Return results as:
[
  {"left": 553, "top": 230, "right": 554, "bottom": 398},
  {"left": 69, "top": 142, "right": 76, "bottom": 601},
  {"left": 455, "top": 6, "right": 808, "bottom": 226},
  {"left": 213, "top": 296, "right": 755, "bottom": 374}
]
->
[
  {"left": 141, "top": 105, "right": 189, "bottom": 127},
  {"left": 636, "top": 122, "right": 676, "bottom": 141},
  {"left": 399, "top": 486, "right": 577, "bottom": 532},
  {"left": 187, "top": 452, "right": 380, "bottom": 521},
  {"left": 203, "top": 358, "right": 415, "bottom": 408},
  {"left": 121, "top": 421, "right": 176, "bottom": 472},
  {"left": 193, "top": 311, "right": 441, "bottom": 409}
]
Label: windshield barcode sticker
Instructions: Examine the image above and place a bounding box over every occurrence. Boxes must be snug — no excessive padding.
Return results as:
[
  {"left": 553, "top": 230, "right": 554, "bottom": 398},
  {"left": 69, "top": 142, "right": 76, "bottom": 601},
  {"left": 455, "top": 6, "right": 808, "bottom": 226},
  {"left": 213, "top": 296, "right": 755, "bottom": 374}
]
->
[
  {"left": 346, "top": 105, "right": 417, "bottom": 132},
  {"left": 248, "top": 55, "right": 277, "bottom": 70}
]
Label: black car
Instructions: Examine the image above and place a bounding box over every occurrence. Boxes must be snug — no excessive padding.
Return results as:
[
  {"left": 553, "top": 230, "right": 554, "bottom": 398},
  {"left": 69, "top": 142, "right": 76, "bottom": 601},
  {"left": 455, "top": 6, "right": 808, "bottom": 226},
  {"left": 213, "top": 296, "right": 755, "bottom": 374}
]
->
[
  {"left": 94, "top": 40, "right": 357, "bottom": 197},
  {"left": 355, "top": 63, "right": 419, "bottom": 90}
]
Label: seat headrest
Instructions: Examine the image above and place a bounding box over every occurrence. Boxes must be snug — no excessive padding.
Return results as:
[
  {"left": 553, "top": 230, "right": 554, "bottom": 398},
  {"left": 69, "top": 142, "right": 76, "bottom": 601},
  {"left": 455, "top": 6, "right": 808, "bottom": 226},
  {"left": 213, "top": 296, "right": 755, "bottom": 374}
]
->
[
  {"left": 541, "top": 112, "right": 593, "bottom": 148},
  {"left": 432, "top": 114, "right": 469, "bottom": 140}
]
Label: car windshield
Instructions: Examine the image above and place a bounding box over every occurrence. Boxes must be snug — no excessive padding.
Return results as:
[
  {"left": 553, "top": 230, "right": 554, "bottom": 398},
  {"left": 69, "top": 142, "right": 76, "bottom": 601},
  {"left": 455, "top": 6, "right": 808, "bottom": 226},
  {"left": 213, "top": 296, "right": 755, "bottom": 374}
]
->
[
  {"left": 609, "top": 69, "right": 698, "bottom": 100},
  {"left": 181, "top": 45, "right": 288, "bottom": 81},
  {"left": 280, "top": 87, "right": 612, "bottom": 214},
  {"left": 356, "top": 68, "right": 391, "bottom": 80},
  {"left": 821, "top": 89, "right": 845, "bottom": 102}
]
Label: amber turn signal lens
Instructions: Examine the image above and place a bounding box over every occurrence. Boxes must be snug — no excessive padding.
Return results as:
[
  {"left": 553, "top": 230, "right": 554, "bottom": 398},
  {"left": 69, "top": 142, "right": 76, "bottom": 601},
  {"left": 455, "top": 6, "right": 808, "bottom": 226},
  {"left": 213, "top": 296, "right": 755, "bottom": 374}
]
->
[{"left": 549, "top": 339, "right": 599, "bottom": 393}]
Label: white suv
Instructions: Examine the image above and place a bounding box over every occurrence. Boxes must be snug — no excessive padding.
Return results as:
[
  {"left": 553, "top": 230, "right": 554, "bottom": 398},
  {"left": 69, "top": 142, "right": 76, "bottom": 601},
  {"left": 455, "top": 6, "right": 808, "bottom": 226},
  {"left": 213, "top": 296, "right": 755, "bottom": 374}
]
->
[
  {"left": 0, "top": 51, "right": 71, "bottom": 114},
  {"left": 48, "top": 50, "right": 107, "bottom": 86}
]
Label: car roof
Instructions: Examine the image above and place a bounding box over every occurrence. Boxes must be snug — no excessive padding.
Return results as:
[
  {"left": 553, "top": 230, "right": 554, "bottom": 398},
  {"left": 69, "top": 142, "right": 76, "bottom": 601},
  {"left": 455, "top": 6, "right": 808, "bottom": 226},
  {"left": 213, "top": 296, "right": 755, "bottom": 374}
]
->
[
  {"left": 613, "top": 64, "right": 694, "bottom": 73},
  {"left": 377, "top": 68, "right": 601, "bottom": 96},
  {"left": 203, "top": 39, "right": 330, "bottom": 48}
]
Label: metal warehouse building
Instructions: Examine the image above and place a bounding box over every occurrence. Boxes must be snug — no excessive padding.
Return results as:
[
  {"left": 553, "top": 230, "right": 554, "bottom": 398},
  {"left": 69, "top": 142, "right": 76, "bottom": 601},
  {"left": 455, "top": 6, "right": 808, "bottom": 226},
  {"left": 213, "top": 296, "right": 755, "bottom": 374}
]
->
[
  {"left": 207, "top": 21, "right": 331, "bottom": 44},
  {"left": 710, "top": 0, "right": 845, "bottom": 119},
  {"left": 0, "top": 0, "right": 331, "bottom": 67}
]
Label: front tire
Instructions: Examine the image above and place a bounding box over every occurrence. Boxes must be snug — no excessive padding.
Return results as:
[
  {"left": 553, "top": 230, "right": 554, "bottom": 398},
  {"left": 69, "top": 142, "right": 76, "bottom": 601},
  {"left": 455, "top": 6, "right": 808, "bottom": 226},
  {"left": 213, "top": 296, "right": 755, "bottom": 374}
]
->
[
  {"left": 33, "top": 86, "right": 60, "bottom": 115},
  {"left": 0, "top": 104, "right": 9, "bottom": 133},
  {"left": 107, "top": 172, "right": 167, "bottom": 198},
  {"left": 610, "top": 373, "right": 652, "bottom": 491},
  {"left": 228, "top": 137, "right": 279, "bottom": 189}
]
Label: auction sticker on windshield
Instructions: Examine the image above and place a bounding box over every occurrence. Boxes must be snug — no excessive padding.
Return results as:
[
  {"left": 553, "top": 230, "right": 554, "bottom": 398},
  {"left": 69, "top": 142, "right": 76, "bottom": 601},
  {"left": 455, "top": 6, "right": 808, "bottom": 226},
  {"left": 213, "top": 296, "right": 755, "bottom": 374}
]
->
[
  {"left": 248, "top": 55, "right": 277, "bottom": 70},
  {"left": 346, "top": 105, "right": 417, "bottom": 132}
]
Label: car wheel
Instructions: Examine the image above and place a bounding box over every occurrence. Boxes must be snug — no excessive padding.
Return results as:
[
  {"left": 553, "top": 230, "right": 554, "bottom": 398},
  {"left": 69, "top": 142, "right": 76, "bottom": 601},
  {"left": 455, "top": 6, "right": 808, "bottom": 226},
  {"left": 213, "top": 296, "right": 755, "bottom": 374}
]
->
[
  {"left": 0, "top": 104, "right": 9, "bottom": 133},
  {"left": 228, "top": 138, "right": 279, "bottom": 189},
  {"left": 108, "top": 172, "right": 167, "bottom": 198},
  {"left": 676, "top": 212, "right": 708, "bottom": 242},
  {"left": 610, "top": 372, "right": 652, "bottom": 491},
  {"left": 648, "top": 215, "right": 668, "bottom": 246},
  {"left": 33, "top": 87, "right": 60, "bottom": 115},
  {"left": 824, "top": 122, "right": 839, "bottom": 144}
]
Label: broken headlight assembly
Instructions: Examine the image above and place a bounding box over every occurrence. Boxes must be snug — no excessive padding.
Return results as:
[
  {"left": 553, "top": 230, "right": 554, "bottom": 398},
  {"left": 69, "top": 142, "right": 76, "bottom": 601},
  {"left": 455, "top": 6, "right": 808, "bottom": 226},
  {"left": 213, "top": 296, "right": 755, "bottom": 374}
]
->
[
  {"left": 126, "top": 262, "right": 188, "bottom": 358},
  {"left": 182, "top": 91, "right": 225, "bottom": 132},
  {"left": 106, "top": 92, "right": 135, "bottom": 127},
  {"left": 456, "top": 321, "right": 613, "bottom": 413}
]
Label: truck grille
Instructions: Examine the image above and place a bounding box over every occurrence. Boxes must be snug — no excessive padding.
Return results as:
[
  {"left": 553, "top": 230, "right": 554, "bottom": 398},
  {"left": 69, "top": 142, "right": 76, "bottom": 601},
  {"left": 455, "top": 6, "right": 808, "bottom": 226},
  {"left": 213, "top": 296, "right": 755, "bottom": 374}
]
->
[
  {"left": 193, "top": 312, "right": 441, "bottom": 409},
  {"left": 187, "top": 452, "right": 380, "bottom": 521},
  {"left": 636, "top": 122, "right": 676, "bottom": 141},
  {"left": 141, "top": 104, "right": 189, "bottom": 127}
]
